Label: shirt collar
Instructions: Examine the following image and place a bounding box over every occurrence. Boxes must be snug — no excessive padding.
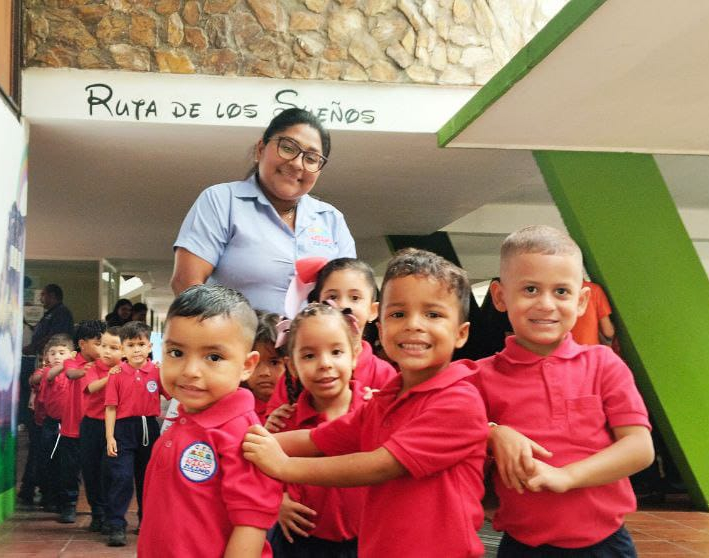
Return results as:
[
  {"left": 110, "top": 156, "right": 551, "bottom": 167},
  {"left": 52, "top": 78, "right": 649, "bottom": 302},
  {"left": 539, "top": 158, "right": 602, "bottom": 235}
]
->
[
  {"left": 234, "top": 175, "right": 333, "bottom": 217},
  {"left": 120, "top": 360, "right": 157, "bottom": 374},
  {"left": 378, "top": 359, "right": 478, "bottom": 400},
  {"left": 181, "top": 388, "right": 256, "bottom": 429},
  {"left": 94, "top": 359, "right": 110, "bottom": 373},
  {"left": 496, "top": 333, "right": 584, "bottom": 365},
  {"left": 292, "top": 380, "right": 366, "bottom": 426}
]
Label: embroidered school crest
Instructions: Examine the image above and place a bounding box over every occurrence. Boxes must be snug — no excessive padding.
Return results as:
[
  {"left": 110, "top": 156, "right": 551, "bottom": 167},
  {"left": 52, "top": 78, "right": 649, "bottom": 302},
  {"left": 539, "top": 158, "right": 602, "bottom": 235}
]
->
[
  {"left": 180, "top": 442, "right": 217, "bottom": 482},
  {"left": 146, "top": 380, "right": 158, "bottom": 393}
]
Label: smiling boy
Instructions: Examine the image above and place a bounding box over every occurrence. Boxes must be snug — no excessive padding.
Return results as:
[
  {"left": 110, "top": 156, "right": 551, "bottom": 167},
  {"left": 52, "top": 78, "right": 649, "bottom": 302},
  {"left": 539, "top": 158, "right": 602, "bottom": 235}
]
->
[
  {"left": 476, "top": 225, "right": 653, "bottom": 557},
  {"left": 243, "top": 248, "right": 489, "bottom": 558},
  {"left": 137, "top": 285, "right": 281, "bottom": 558}
]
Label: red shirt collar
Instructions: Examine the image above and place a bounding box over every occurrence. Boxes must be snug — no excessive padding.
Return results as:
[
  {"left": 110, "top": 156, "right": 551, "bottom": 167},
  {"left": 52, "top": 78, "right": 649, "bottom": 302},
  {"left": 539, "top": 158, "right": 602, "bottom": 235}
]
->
[
  {"left": 120, "top": 360, "right": 157, "bottom": 374},
  {"left": 377, "top": 359, "right": 478, "bottom": 401},
  {"left": 180, "top": 388, "right": 256, "bottom": 429},
  {"left": 93, "top": 359, "right": 111, "bottom": 373},
  {"left": 292, "top": 380, "right": 366, "bottom": 426},
  {"left": 496, "top": 333, "right": 584, "bottom": 365}
]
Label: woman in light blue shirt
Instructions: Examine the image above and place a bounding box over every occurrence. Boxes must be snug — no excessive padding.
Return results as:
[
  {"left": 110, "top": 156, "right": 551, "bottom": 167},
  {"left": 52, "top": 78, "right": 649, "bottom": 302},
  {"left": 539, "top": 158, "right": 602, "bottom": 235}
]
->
[{"left": 171, "top": 109, "right": 356, "bottom": 315}]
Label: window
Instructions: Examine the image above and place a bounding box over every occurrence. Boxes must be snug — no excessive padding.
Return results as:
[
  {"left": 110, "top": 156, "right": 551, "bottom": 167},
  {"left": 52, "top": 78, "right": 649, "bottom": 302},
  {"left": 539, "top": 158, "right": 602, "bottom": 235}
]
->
[{"left": 0, "top": 0, "right": 21, "bottom": 111}]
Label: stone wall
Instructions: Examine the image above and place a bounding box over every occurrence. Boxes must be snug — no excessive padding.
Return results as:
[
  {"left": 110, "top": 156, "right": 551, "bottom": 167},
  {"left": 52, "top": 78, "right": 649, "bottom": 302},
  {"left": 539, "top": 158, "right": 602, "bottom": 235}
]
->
[{"left": 24, "top": 0, "right": 567, "bottom": 85}]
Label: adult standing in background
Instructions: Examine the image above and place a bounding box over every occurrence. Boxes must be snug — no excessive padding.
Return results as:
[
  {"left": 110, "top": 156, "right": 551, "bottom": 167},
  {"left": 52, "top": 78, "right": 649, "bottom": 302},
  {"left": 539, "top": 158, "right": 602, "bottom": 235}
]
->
[
  {"left": 22, "top": 283, "right": 74, "bottom": 357},
  {"left": 171, "top": 108, "right": 356, "bottom": 315},
  {"left": 104, "top": 298, "right": 133, "bottom": 327}
]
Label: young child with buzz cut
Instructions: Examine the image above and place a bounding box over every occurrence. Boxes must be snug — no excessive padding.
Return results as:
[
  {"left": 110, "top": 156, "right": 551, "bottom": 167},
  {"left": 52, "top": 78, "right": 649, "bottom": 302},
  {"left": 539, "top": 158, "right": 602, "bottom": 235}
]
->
[
  {"left": 244, "top": 248, "right": 489, "bottom": 558},
  {"left": 104, "top": 320, "right": 168, "bottom": 547},
  {"left": 137, "top": 285, "right": 281, "bottom": 558},
  {"left": 477, "top": 225, "right": 654, "bottom": 557}
]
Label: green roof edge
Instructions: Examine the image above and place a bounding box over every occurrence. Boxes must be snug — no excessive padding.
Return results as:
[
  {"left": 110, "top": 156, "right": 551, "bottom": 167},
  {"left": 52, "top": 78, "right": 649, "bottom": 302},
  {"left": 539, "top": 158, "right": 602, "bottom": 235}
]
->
[{"left": 437, "top": 0, "right": 607, "bottom": 148}]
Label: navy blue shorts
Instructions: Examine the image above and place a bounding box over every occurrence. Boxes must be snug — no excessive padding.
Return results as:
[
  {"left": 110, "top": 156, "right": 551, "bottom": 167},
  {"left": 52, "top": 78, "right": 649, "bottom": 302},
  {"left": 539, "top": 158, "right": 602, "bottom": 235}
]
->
[{"left": 497, "top": 525, "right": 637, "bottom": 558}]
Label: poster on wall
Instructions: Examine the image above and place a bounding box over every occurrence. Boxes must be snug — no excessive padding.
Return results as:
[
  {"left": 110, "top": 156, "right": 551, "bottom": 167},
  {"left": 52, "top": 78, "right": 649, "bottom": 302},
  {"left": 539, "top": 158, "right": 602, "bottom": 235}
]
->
[{"left": 0, "top": 102, "right": 28, "bottom": 505}]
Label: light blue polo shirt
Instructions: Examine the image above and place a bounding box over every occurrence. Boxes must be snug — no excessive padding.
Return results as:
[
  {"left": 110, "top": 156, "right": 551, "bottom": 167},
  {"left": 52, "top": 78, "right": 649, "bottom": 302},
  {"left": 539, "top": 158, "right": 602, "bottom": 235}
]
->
[{"left": 174, "top": 175, "right": 356, "bottom": 315}]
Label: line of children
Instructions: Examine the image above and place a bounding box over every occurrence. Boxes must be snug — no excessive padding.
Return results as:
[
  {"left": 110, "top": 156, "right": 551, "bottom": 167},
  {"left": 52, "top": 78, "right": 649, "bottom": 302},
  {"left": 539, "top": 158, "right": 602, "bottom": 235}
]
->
[
  {"left": 477, "top": 225, "right": 654, "bottom": 557},
  {"left": 137, "top": 285, "right": 281, "bottom": 558},
  {"left": 270, "top": 303, "right": 368, "bottom": 558},
  {"left": 266, "top": 258, "right": 396, "bottom": 431},
  {"left": 104, "top": 320, "right": 167, "bottom": 547},
  {"left": 245, "top": 311, "right": 286, "bottom": 424},
  {"left": 79, "top": 325, "right": 123, "bottom": 533},
  {"left": 244, "top": 248, "right": 490, "bottom": 558}
]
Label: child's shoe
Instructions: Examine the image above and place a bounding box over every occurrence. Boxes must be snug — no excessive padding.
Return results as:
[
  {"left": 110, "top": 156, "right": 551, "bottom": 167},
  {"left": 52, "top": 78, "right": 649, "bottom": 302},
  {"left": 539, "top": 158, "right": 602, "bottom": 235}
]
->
[
  {"left": 107, "top": 526, "right": 127, "bottom": 547},
  {"left": 101, "top": 522, "right": 112, "bottom": 536},
  {"left": 57, "top": 505, "right": 77, "bottom": 523},
  {"left": 89, "top": 516, "right": 104, "bottom": 532}
]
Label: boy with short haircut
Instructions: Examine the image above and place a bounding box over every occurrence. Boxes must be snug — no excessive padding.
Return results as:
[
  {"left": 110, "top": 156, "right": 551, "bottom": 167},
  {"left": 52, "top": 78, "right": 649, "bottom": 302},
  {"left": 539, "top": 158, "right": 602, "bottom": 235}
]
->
[
  {"left": 478, "top": 225, "right": 654, "bottom": 556},
  {"left": 38, "top": 334, "right": 75, "bottom": 513},
  {"left": 79, "top": 326, "right": 123, "bottom": 533},
  {"left": 137, "top": 285, "right": 281, "bottom": 558},
  {"left": 243, "top": 248, "right": 489, "bottom": 558},
  {"left": 104, "top": 321, "right": 167, "bottom": 547},
  {"left": 245, "top": 311, "right": 285, "bottom": 424},
  {"left": 58, "top": 320, "right": 105, "bottom": 523}
]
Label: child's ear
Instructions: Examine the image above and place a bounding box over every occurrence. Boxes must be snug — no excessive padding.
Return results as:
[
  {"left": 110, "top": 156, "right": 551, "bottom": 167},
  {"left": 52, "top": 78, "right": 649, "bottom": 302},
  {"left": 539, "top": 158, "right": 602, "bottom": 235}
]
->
[
  {"left": 577, "top": 284, "right": 591, "bottom": 317},
  {"left": 367, "top": 301, "right": 379, "bottom": 322},
  {"left": 240, "top": 350, "right": 260, "bottom": 382},
  {"left": 489, "top": 280, "right": 507, "bottom": 312},
  {"left": 455, "top": 321, "right": 470, "bottom": 349}
]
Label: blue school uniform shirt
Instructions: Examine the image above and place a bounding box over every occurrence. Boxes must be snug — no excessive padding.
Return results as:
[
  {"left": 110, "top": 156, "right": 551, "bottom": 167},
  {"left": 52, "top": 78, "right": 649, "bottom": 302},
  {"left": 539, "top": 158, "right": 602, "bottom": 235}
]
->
[{"left": 174, "top": 175, "right": 356, "bottom": 315}]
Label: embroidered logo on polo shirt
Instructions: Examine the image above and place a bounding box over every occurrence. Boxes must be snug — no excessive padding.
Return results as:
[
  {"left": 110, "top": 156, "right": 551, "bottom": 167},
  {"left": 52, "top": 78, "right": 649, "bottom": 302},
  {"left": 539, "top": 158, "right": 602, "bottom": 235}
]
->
[
  {"left": 180, "top": 442, "right": 217, "bottom": 482},
  {"left": 146, "top": 380, "right": 158, "bottom": 393},
  {"left": 306, "top": 225, "right": 333, "bottom": 247}
]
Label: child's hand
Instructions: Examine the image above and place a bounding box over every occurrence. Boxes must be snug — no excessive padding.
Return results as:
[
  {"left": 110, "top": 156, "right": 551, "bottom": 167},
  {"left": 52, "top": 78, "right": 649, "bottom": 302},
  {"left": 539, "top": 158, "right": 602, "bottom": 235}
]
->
[
  {"left": 264, "top": 404, "right": 296, "bottom": 433},
  {"left": 278, "top": 492, "right": 317, "bottom": 543},
  {"left": 108, "top": 366, "right": 121, "bottom": 375},
  {"left": 489, "top": 425, "right": 553, "bottom": 494},
  {"left": 524, "top": 459, "right": 573, "bottom": 493},
  {"left": 243, "top": 424, "right": 289, "bottom": 479},
  {"left": 106, "top": 437, "right": 118, "bottom": 457}
]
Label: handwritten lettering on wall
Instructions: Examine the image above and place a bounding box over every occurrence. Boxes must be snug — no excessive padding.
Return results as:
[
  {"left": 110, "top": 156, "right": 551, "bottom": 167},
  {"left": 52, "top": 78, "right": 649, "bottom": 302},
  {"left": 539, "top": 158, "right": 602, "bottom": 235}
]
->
[{"left": 84, "top": 83, "right": 376, "bottom": 125}]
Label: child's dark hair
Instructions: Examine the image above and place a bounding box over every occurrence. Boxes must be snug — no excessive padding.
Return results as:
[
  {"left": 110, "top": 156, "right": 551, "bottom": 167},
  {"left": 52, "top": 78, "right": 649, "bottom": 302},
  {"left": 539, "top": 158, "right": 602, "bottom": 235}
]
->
[
  {"left": 285, "top": 303, "right": 358, "bottom": 404},
  {"left": 104, "top": 326, "right": 122, "bottom": 338},
  {"left": 131, "top": 302, "right": 148, "bottom": 314},
  {"left": 382, "top": 248, "right": 470, "bottom": 322},
  {"left": 309, "top": 257, "right": 378, "bottom": 304},
  {"left": 254, "top": 310, "right": 280, "bottom": 346},
  {"left": 246, "top": 108, "right": 331, "bottom": 178},
  {"left": 166, "top": 285, "right": 258, "bottom": 348},
  {"left": 120, "top": 321, "right": 152, "bottom": 342},
  {"left": 45, "top": 333, "right": 74, "bottom": 352},
  {"left": 74, "top": 320, "right": 106, "bottom": 347}
]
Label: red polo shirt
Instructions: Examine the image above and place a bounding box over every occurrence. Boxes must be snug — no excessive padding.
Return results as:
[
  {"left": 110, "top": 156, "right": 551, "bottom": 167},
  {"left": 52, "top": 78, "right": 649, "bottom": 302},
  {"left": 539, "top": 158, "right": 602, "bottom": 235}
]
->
[
  {"left": 32, "top": 367, "right": 49, "bottom": 426},
  {"left": 43, "top": 366, "right": 69, "bottom": 422},
  {"left": 282, "top": 381, "right": 368, "bottom": 541},
  {"left": 474, "top": 335, "right": 650, "bottom": 548},
  {"left": 83, "top": 359, "right": 111, "bottom": 420},
  {"left": 253, "top": 397, "right": 268, "bottom": 425},
  {"left": 62, "top": 353, "right": 89, "bottom": 438},
  {"left": 137, "top": 389, "right": 281, "bottom": 558},
  {"left": 104, "top": 360, "right": 167, "bottom": 419},
  {"left": 311, "top": 361, "right": 488, "bottom": 558},
  {"left": 267, "top": 340, "right": 396, "bottom": 413}
]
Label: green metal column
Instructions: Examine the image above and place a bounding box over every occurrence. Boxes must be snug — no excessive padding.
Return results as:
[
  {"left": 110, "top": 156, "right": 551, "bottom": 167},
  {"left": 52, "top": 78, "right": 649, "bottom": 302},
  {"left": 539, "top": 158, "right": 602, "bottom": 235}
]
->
[{"left": 535, "top": 150, "right": 709, "bottom": 509}]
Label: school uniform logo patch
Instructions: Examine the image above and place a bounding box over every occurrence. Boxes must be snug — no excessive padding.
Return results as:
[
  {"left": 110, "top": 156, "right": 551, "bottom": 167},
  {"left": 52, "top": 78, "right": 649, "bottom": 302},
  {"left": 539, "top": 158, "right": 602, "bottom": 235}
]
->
[
  {"left": 146, "top": 380, "right": 158, "bottom": 393},
  {"left": 180, "top": 442, "right": 217, "bottom": 482},
  {"left": 306, "top": 225, "right": 334, "bottom": 247}
]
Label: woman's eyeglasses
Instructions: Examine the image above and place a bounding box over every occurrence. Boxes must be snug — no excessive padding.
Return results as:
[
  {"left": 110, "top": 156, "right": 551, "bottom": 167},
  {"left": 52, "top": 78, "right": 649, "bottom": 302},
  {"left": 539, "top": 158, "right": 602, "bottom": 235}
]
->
[{"left": 273, "top": 137, "right": 327, "bottom": 172}]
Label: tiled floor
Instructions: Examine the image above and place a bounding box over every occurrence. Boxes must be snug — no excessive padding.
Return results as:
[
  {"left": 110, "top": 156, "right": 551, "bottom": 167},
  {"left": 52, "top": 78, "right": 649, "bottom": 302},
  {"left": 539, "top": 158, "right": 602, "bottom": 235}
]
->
[{"left": 3, "top": 428, "right": 708, "bottom": 556}]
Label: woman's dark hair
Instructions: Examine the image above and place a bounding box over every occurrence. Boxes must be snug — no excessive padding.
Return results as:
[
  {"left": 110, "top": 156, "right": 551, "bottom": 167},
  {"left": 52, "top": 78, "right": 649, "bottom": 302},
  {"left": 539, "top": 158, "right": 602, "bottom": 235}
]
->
[
  {"left": 246, "top": 108, "right": 331, "bottom": 178},
  {"left": 111, "top": 298, "right": 132, "bottom": 314}
]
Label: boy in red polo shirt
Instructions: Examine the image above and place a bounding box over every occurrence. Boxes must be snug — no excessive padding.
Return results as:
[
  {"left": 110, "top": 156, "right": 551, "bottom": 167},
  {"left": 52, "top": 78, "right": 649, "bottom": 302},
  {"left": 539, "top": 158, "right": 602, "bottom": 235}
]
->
[
  {"left": 40, "top": 334, "right": 75, "bottom": 513},
  {"left": 477, "top": 225, "right": 654, "bottom": 557},
  {"left": 104, "top": 321, "right": 167, "bottom": 547},
  {"left": 58, "top": 320, "right": 105, "bottom": 524},
  {"left": 137, "top": 285, "right": 281, "bottom": 558},
  {"left": 244, "top": 249, "right": 489, "bottom": 558},
  {"left": 79, "top": 326, "right": 122, "bottom": 533}
]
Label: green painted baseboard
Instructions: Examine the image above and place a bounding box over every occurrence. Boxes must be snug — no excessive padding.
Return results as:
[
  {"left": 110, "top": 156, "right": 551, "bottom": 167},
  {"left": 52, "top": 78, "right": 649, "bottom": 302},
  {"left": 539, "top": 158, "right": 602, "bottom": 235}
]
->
[{"left": 0, "top": 487, "right": 15, "bottom": 523}]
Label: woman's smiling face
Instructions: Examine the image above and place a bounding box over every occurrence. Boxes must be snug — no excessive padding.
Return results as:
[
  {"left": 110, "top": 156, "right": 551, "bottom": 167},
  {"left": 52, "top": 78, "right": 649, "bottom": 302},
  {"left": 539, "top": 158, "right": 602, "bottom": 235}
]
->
[{"left": 256, "top": 124, "right": 324, "bottom": 205}]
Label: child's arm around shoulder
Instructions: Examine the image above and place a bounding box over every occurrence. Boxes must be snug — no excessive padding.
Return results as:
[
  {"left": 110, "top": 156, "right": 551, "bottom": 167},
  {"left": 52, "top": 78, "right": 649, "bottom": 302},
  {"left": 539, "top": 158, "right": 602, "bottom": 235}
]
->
[
  {"left": 526, "top": 425, "right": 653, "bottom": 493},
  {"left": 243, "top": 425, "right": 406, "bottom": 487}
]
